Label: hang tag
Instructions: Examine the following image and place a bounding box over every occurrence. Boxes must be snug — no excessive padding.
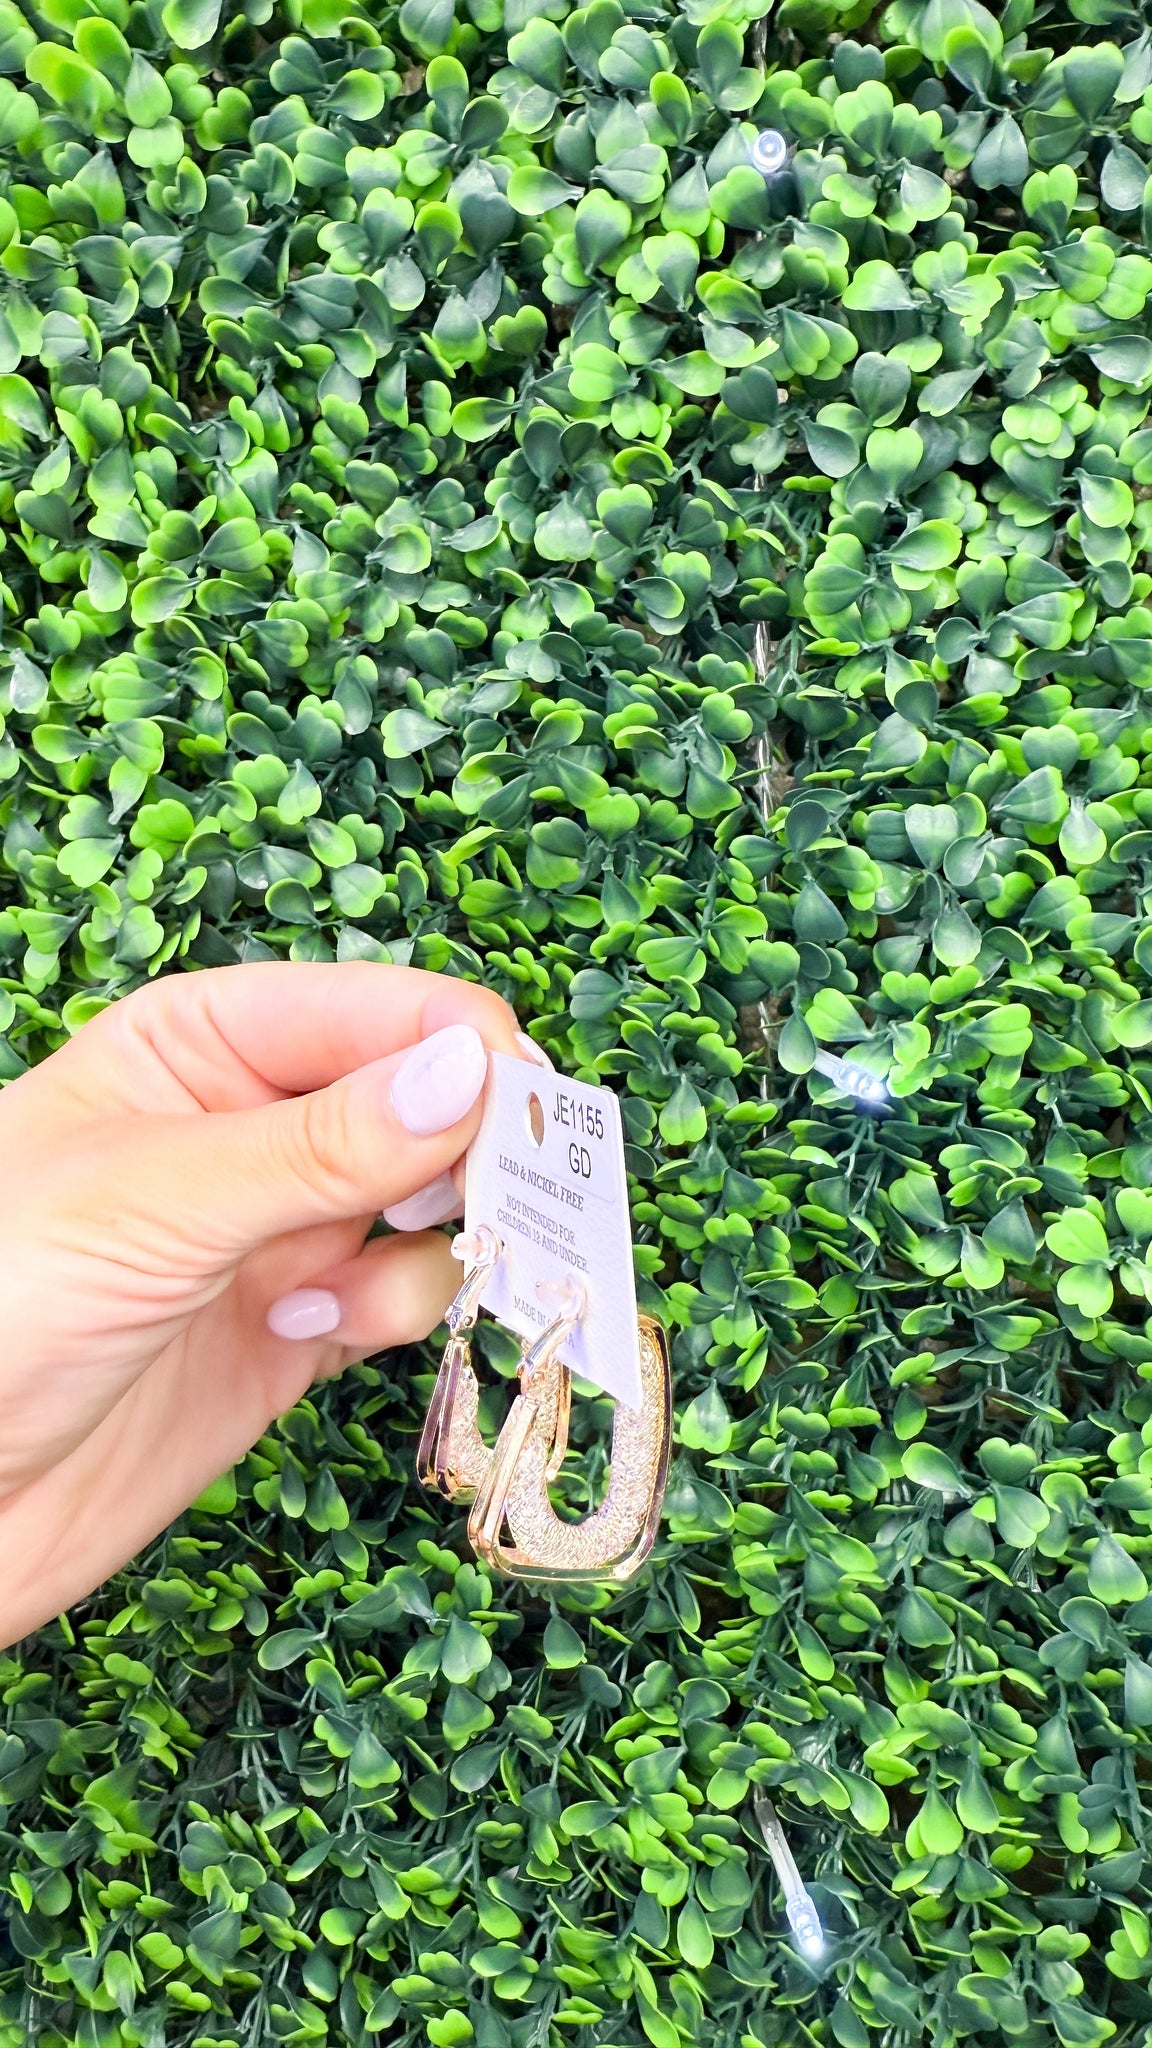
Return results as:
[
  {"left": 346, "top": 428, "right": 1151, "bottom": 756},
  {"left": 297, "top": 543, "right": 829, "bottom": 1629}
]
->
[{"left": 464, "top": 1053, "right": 643, "bottom": 1411}]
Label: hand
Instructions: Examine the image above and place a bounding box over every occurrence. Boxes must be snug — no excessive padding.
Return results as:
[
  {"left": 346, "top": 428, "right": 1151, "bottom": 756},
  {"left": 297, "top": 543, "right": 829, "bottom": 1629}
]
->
[{"left": 0, "top": 963, "right": 546, "bottom": 1645}]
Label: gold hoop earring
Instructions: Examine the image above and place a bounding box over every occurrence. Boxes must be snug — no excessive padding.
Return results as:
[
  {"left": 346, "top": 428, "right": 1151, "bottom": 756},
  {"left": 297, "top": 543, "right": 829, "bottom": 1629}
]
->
[
  {"left": 416, "top": 1225, "right": 501, "bottom": 1502},
  {"left": 416, "top": 1228, "right": 570, "bottom": 1502},
  {"left": 467, "top": 1297, "right": 671, "bottom": 1586}
]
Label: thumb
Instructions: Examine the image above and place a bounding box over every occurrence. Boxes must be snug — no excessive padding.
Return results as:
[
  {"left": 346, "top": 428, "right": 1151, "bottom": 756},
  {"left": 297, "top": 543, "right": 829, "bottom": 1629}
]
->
[{"left": 92, "top": 1024, "right": 493, "bottom": 1268}]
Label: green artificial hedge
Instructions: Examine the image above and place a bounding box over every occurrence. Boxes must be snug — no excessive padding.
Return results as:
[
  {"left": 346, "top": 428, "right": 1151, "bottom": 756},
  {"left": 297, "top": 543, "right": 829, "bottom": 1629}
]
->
[{"left": 11, "top": 0, "right": 1152, "bottom": 2037}]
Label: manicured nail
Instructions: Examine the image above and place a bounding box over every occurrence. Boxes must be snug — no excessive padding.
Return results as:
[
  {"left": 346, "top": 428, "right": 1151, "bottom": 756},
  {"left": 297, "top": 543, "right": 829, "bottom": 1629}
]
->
[
  {"left": 391, "top": 1023, "right": 487, "bottom": 1137},
  {"left": 383, "top": 1171, "right": 462, "bottom": 1231},
  {"left": 267, "top": 1288, "right": 341, "bottom": 1340},
  {"left": 514, "top": 1031, "right": 554, "bottom": 1071}
]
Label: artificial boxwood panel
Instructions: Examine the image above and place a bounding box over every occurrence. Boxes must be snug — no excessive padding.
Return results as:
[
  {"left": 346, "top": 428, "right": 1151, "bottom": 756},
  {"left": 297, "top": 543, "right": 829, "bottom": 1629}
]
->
[{"left": 5, "top": 0, "right": 1152, "bottom": 2038}]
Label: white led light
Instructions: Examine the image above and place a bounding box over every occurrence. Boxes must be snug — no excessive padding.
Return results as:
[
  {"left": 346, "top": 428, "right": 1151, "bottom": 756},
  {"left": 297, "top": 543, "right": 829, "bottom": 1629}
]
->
[
  {"left": 750, "top": 127, "right": 788, "bottom": 176},
  {"left": 810, "top": 1049, "right": 891, "bottom": 1114},
  {"left": 787, "top": 1894, "right": 825, "bottom": 1960},
  {"left": 754, "top": 1790, "right": 825, "bottom": 1963}
]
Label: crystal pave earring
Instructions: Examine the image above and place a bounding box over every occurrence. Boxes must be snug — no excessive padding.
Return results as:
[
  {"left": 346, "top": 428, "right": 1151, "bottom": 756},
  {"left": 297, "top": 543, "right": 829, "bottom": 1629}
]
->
[
  {"left": 416, "top": 1225, "right": 500, "bottom": 1501},
  {"left": 467, "top": 1279, "right": 672, "bottom": 1585},
  {"left": 416, "top": 1227, "right": 570, "bottom": 1502}
]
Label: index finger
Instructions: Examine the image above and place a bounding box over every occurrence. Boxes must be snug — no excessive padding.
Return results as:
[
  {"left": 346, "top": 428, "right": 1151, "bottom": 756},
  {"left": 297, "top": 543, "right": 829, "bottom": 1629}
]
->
[{"left": 56, "top": 963, "right": 526, "bottom": 1114}]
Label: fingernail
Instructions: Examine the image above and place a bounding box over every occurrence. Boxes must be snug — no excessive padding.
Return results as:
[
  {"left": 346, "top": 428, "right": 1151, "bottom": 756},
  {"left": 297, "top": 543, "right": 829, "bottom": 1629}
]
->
[
  {"left": 392, "top": 1024, "right": 488, "bottom": 1137},
  {"left": 514, "top": 1031, "right": 554, "bottom": 1071},
  {"left": 267, "top": 1288, "right": 341, "bottom": 1340},
  {"left": 383, "top": 1171, "right": 462, "bottom": 1231}
]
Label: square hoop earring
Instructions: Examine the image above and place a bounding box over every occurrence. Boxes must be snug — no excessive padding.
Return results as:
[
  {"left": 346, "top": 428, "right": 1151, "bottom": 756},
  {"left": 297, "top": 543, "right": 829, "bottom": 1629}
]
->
[{"left": 467, "top": 1296, "right": 671, "bottom": 1585}]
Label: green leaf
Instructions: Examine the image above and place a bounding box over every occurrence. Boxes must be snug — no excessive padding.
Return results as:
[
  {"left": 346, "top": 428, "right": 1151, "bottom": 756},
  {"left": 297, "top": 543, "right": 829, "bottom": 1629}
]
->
[
  {"left": 998, "top": 765, "right": 1069, "bottom": 823},
  {"left": 574, "top": 190, "right": 632, "bottom": 270},
  {"left": 778, "top": 1010, "right": 817, "bottom": 1073},
  {"left": 441, "top": 1617, "right": 492, "bottom": 1685},
  {"left": 971, "top": 115, "right": 1028, "bottom": 190},
  {"left": 932, "top": 904, "right": 981, "bottom": 968},
  {"left": 903, "top": 1443, "right": 968, "bottom": 1495},
  {"left": 865, "top": 428, "right": 924, "bottom": 496},
  {"left": 897, "top": 1589, "right": 954, "bottom": 1647},
  {"left": 679, "top": 1381, "right": 732, "bottom": 1453},
  {"left": 915, "top": 1785, "right": 964, "bottom": 1855},
  {"left": 1088, "top": 1534, "right": 1149, "bottom": 1606},
  {"left": 542, "top": 1618, "right": 584, "bottom": 1668},
  {"left": 1113, "top": 1002, "right": 1152, "bottom": 1048},
  {"left": 1046, "top": 1210, "right": 1109, "bottom": 1264},
  {"left": 992, "top": 1484, "right": 1050, "bottom": 1548},
  {"left": 983, "top": 1199, "right": 1036, "bottom": 1265},
  {"left": 659, "top": 1077, "right": 708, "bottom": 1146},
  {"left": 842, "top": 261, "right": 916, "bottom": 311},
  {"left": 956, "top": 1755, "right": 1001, "bottom": 1833},
  {"left": 257, "top": 1629, "right": 320, "bottom": 1669},
  {"left": 676, "top": 1897, "right": 713, "bottom": 1970},
  {"left": 382, "top": 708, "right": 450, "bottom": 757},
  {"left": 904, "top": 802, "right": 958, "bottom": 870},
  {"left": 507, "top": 166, "right": 581, "bottom": 215},
  {"left": 889, "top": 520, "right": 961, "bottom": 571},
  {"left": 899, "top": 164, "right": 951, "bottom": 221},
  {"left": 160, "top": 0, "right": 222, "bottom": 48}
]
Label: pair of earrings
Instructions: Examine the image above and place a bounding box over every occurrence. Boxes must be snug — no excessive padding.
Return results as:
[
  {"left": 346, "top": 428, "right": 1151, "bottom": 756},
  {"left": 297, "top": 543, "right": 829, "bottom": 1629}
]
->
[{"left": 417, "top": 1225, "right": 672, "bottom": 1585}]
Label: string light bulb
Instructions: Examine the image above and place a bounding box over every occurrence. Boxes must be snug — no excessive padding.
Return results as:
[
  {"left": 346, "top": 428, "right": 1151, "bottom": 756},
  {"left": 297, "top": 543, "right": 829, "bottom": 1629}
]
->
[
  {"left": 750, "top": 127, "right": 789, "bottom": 176},
  {"left": 753, "top": 1789, "right": 825, "bottom": 1961},
  {"left": 811, "top": 1049, "right": 892, "bottom": 1116}
]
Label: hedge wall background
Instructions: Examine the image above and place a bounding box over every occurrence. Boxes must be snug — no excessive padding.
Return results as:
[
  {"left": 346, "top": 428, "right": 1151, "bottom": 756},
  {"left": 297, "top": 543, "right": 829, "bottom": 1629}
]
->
[{"left": 7, "top": 0, "right": 1152, "bottom": 2037}]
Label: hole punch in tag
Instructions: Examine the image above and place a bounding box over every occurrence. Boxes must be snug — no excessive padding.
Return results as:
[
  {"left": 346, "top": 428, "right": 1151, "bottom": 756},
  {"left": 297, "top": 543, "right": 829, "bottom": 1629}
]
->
[{"left": 463, "top": 1052, "right": 643, "bottom": 1411}]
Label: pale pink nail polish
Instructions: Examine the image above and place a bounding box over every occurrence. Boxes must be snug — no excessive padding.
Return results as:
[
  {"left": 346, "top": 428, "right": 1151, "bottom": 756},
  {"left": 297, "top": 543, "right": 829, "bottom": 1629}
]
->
[
  {"left": 391, "top": 1024, "right": 487, "bottom": 1137},
  {"left": 267, "top": 1288, "right": 341, "bottom": 1340},
  {"left": 514, "top": 1031, "right": 554, "bottom": 1071},
  {"left": 383, "top": 1171, "right": 462, "bottom": 1231}
]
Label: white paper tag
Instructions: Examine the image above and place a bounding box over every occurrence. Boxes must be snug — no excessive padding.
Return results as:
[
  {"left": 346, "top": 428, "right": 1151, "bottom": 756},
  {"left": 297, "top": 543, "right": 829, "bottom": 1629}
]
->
[{"left": 463, "top": 1052, "right": 642, "bottom": 1411}]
